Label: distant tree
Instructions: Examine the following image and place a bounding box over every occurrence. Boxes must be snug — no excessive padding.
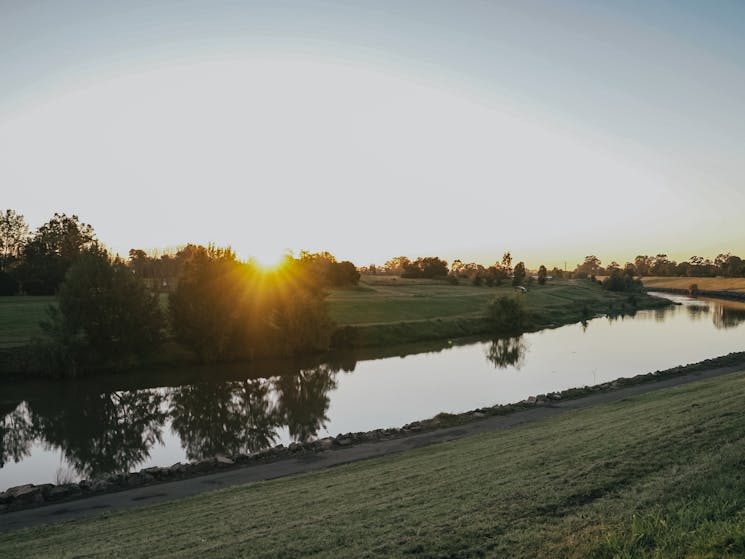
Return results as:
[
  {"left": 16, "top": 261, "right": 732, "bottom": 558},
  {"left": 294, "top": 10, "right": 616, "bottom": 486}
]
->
[
  {"left": 537, "top": 265, "right": 548, "bottom": 285},
  {"left": 401, "top": 257, "right": 449, "bottom": 279},
  {"left": 575, "top": 255, "right": 602, "bottom": 278},
  {"left": 0, "top": 209, "right": 29, "bottom": 272},
  {"left": 651, "top": 254, "right": 675, "bottom": 276},
  {"left": 634, "top": 255, "right": 652, "bottom": 277},
  {"left": 40, "top": 247, "right": 164, "bottom": 374},
  {"left": 501, "top": 252, "right": 513, "bottom": 277},
  {"left": 550, "top": 266, "right": 564, "bottom": 279},
  {"left": 512, "top": 261, "right": 526, "bottom": 286},
  {"left": 383, "top": 256, "right": 411, "bottom": 275},
  {"left": 601, "top": 268, "right": 642, "bottom": 292},
  {"left": 16, "top": 213, "right": 96, "bottom": 295}
]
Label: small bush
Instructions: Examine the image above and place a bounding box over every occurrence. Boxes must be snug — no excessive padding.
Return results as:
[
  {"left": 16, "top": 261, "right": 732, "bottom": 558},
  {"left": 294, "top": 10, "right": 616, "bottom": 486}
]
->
[
  {"left": 487, "top": 295, "right": 527, "bottom": 333},
  {"left": 689, "top": 283, "right": 699, "bottom": 297}
]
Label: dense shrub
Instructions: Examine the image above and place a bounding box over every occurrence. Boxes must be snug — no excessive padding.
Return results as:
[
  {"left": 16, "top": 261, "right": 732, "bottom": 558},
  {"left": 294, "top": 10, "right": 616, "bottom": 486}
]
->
[
  {"left": 39, "top": 247, "right": 164, "bottom": 375},
  {"left": 487, "top": 295, "right": 527, "bottom": 332},
  {"left": 602, "top": 269, "right": 643, "bottom": 292}
]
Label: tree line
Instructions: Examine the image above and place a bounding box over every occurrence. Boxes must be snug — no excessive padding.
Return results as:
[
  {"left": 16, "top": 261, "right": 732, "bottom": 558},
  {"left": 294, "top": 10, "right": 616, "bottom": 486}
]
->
[
  {"left": 0, "top": 210, "right": 360, "bottom": 296},
  {"left": 1, "top": 209, "right": 361, "bottom": 375},
  {"left": 572, "top": 253, "right": 745, "bottom": 279}
]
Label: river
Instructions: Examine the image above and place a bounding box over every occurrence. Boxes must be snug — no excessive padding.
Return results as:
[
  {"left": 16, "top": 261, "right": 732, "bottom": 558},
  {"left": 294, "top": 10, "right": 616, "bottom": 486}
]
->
[{"left": 2, "top": 292, "right": 744, "bottom": 490}]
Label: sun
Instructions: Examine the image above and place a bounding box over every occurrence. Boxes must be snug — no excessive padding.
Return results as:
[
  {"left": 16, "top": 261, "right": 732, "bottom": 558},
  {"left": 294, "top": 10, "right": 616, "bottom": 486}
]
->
[{"left": 249, "top": 251, "right": 289, "bottom": 273}]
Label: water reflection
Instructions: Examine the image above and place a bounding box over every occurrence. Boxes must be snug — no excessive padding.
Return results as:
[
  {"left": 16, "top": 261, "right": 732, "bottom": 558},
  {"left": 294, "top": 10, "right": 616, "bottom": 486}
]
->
[
  {"left": 0, "top": 402, "right": 33, "bottom": 468},
  {"left": 30, "top": 390, "right": 167, "bottom": 479},
  {"left": 712, "top": 304, "right": 745, "bottom": 330},
  {"left": 485, "top": 337, "right": 527, "bottom": 370},
  {"left": 0, "top": 364, "right": 342, "bottom": 480}
]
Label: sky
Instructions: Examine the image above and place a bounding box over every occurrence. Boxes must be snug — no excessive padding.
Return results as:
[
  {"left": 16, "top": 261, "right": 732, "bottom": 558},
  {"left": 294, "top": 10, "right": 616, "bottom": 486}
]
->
[{"left": 1, "top": 0, "right": 744, "bottom": 268}]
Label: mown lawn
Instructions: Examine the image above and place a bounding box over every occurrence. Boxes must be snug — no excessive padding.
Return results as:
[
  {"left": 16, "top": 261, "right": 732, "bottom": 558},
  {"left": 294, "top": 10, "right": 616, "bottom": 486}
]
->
[
  {"left": 5, "top": 371, "right": 745, "bottom": 558},
  {"left": 643, "top": 276, "right": 745, "bottom": 293}
]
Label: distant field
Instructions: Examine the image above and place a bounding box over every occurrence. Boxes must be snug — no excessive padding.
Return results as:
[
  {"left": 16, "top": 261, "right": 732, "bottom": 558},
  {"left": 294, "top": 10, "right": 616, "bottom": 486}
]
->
[
  {"left": 5, "top": 369, "right": 745, "bottom": 557},
  {"left": 328, "top": 275, "right": 640, "bottom": 326},
  {"left": 642, "top": 276, "right": 745, "bottom": 293}
]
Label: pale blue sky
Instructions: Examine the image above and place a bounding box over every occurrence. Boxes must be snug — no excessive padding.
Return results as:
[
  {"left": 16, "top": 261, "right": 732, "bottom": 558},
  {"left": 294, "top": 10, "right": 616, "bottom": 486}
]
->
[{"left": 1, "top": 1, "right": 744, "bottom": 266}]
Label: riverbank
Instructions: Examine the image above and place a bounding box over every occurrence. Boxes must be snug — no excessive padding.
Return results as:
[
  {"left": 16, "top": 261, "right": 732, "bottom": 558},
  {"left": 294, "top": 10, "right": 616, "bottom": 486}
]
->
[
  {"left": 642, "top": 276, "right": 745, "bottom": 302},
  {"left": 3, "top": 350, "right": 744, "bottom": 516},
  {"left": 3, "top": 356, "right": 745, "bottom": 557},
  {"left": 0, "top": 278, "right": 671, "bottom": 377}
]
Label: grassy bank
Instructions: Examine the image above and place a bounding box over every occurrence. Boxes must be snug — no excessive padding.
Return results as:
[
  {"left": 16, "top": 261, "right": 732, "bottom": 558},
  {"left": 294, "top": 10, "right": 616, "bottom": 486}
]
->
[
  {"left": 0, "top": 278, "right": 669, "bottom": 374},
  {"left": 329, "top": 276, "right": 668, "bottom": 347},
  {"left": 643, "top": 276, "right": 745, "bottom": 293},
  {"left": 4, "top": 369, "right": 745, "bottom": 557}
]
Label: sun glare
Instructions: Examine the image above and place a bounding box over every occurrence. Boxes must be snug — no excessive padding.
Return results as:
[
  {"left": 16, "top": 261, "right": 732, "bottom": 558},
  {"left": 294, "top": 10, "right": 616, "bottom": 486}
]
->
[{"left": 250, "top": 252, "right": 287, "bottom": 273}]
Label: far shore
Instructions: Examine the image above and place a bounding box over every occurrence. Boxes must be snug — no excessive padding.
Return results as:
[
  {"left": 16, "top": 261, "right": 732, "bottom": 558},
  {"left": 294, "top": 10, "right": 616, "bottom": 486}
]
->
[{"left": 0, "top": 278, "right": 670, "bottom": 379}]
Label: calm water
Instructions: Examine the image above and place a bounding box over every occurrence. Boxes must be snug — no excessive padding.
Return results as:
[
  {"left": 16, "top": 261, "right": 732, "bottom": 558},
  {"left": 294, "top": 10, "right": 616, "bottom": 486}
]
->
[{"left": 2, "top": 293, "right": 745, "bottom": 490}]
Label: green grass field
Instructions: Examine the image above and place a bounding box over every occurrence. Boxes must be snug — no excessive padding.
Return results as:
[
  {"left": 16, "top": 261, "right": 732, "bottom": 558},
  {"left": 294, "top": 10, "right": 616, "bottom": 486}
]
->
[
  {"left": 0, "top": 278, "right": 663, "bottom": 351},
  {"left": 643, "top": 276, "right": 745, "bottom": 293},
  {"left": 4, "top": 370, "right": 745, "bottom": 558}
]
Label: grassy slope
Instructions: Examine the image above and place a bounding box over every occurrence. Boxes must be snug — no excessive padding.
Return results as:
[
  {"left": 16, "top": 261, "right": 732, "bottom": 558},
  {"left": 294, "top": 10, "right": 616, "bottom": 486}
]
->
[
  {"left": 5, "top": 371, "right": 745, "bottom": 558},
  {"left": 643, "top": 276, "right": 745, "bottom": 293},
  {"left": 329, "top": 276, "right": 664, "bottom": 347}
]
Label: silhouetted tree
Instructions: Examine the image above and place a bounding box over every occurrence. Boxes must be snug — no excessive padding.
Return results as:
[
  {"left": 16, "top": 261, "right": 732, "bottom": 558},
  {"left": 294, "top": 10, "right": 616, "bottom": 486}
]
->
[
  {"left": 16, "top": 213, "right": 96, "bottom": 295},
  {"left": 0, "top": 209, "right": 28, "bottom": 274},
  {"left": 402, "top": 257, "right": 449, "bottom": 279},
  {"left": 512, "top": 261, "right": 526, "bottom": 286},
  {"left": 537, "top": 265, "right": 548, "bottom": 285},
  {"left": 40, "top": 247, "right": 164, "bottom": 373}
]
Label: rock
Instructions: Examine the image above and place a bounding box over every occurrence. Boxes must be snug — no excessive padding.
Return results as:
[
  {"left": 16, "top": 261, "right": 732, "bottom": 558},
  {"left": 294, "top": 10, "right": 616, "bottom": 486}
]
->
[
  {"left": 194, "top": 458, "right": 216, "bottom": 472},
  {"left": 526, "top": 396, "right": 537, "bottom": 404},
  {"left": 126, "top": 472, "right": 154, "bottom": 487},
  {"left": 318, "top": 438, "right": 334, "bottom": 450},
  {"left": 288, "top": 442, "right": 302, "bottom": 452},
  {"left": 336, "top": 438, "right": 352, "bottom": 447},
  {"left": 6, "top": 484, "right": 50, "bottom": 505},
  {"left": 472, "top": 412, "right": 486, "bottom": 418},
  {"left": 46, "top": 484, "right": 80, "bottom": 501},
  {"left": 141, "top": 466, "right": 168, "bottom": 478},
  {"left": 90, "top": 479, "right": 113, "bottom": 492},
  {"left": 215, "top": 455, "right": 234, "bottom": 467}
]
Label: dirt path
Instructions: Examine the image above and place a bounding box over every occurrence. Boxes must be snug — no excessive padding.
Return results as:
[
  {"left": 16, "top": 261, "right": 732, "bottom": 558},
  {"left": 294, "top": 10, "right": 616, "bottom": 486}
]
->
[{"left": 2, "top": 363, "right": 743, "bottom": 534}]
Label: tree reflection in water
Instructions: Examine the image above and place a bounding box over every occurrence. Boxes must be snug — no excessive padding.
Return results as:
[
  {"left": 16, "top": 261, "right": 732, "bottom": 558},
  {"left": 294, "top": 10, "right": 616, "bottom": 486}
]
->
[
  {"left": 0, "top": 402, "right": 34, "bottom": 468},
  {"left": 30, "top": 390, "right": 167, "bottom": 479},
  {"left": 485, "top": 336, "right": 527, "bottom": 370},
  {"left": 274, "top": 364, "right": 338, "bottom": 442},
  {"left": 169, "top": 378, "right": 280, "bottom": 461},
  {"left": 712, "top": 304, "right": 745, "bottom": 330},
  {"left": 1, "top": 363, "right": 342, "bottom": 481}
]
